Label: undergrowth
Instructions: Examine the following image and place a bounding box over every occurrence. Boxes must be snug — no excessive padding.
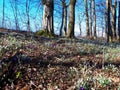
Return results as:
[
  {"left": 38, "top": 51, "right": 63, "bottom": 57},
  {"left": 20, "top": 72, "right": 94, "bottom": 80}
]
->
[{"left": 0, "top": 34, "right": 120, "bottom": 89}]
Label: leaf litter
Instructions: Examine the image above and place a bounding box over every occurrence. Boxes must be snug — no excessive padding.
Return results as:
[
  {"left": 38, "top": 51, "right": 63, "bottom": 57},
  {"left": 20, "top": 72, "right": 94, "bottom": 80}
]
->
[{"left": 0, "top": 31, "right": 120, "bottom": 90}]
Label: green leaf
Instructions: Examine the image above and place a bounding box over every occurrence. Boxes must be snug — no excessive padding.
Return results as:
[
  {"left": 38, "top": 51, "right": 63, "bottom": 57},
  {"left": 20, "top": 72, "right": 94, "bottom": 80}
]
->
[{"left": 16, "top": 71, "right": 21, "bottom": 78}]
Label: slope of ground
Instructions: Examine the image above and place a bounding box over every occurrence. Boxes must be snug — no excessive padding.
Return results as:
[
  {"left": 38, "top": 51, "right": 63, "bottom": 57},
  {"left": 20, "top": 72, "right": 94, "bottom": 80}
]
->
[{"left": 0, "top": 30, "right": 120, "bottom": 90}]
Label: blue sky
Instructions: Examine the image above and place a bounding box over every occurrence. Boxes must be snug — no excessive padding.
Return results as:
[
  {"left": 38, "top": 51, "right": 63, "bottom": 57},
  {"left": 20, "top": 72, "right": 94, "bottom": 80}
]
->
[
  {"left": 0, "top": 0, "right": 109, "bottom": 36},
  {"left": 0, "top": 0, "right": 43, "bottom": 31}
]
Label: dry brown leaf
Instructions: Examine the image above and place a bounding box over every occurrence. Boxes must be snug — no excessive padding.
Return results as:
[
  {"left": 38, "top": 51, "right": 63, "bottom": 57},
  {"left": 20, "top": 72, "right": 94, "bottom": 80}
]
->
[{"left": 21, "top": 85, "right": 30, "bottom": 90}]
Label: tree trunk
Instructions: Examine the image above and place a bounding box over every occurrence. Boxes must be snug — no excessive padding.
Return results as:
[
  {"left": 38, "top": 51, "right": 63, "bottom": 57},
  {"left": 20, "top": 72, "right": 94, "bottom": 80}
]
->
[
  {"left": 67, "top": 0, "right": 76, "bottom": 38},
  {"left": 84, "top": 0, "right": 90, "bottom": 37},
  {"left": 10, "top": 0, "right": 19, "bottom": 30},
  {"left": 118, "top": 2, "right": 120, "bottom": 41},
  {"left": 89, "top": 0, "right": 92, "bottom": 38},
  {"left": 50, "top": 0, "right": 54, "bottom": 35},
  {"left": 78, "top": 15, "right": 82, "bottom": 36},
  {"left": 102, "top": 16, "right": 104, "bottom": 38},
  {"left": 63, "top": 4, "right": 67, "bottom": 36},
  {"left": 42, "top": 5, "right": 48, "bottom": 31},
  {"left": 60, "top": 0, "right": 67, "bottom": 36},
  {"left": 59, "top": 4, "right": 64, "bottom": 36},
  {"left": 26, "top": 0, "right": 30, "bottom": 32},
  {"left": 92, "top": 0, "right": 97, "bottom": 39},
  {"left": 14, "top": 0, "right": 19, "bottom": 30},
  {"left": 106, "top": 0, "right": 111, "bottom": 42},
  {"left": 42, "top": 0, "right": 54, "bottom": 35},
  {"left": 111, "top": 0, "right": 117, "bottom": 40},
  {"left": 2, "top": 0, "right": 5, "bottom": 28}
]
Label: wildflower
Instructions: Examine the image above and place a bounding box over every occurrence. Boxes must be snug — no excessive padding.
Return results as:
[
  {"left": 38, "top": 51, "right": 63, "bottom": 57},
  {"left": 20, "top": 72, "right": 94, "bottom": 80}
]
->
[
  {"left": 26, "top": 44, "right": 35, "bottom": 49},
  {"left": 80, "top": 87, "right": 84, "bottom": 90}
]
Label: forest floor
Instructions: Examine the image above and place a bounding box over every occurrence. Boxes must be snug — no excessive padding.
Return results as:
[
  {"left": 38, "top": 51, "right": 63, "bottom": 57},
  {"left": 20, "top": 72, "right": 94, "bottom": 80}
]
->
[{"left": 0, "top": 30, "right": 120, "bottom": 90}]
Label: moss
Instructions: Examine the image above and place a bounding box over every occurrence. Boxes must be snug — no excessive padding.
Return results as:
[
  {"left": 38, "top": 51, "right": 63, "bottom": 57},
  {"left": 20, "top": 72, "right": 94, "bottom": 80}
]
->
[
  {"left": 35, "top": 30, "right": 46, "bottom": 36},
  {"left": 35, "top": 30, "right": 55, "bottom": 38}
]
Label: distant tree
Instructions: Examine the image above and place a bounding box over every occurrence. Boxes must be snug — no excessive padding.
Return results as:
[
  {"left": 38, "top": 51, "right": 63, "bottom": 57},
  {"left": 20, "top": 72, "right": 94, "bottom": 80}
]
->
[
  {"left": 84, "top": 0, "right": 90, "bottom": 37},
  {"left": 42, "top": 0, "right": 54, "bottom": 36},
  {"left": 78, "top": 13, "right": 84, "bottom": 36},
  {"left": 10, "top": 0, "right": 19, "bottom": 30},
  {"left": 2, "top": 0, "right": 5, "bottom": 28},
  {"left": 67, "top": 0, "right": 76, "bottom": 38},
  {"left": 96, "top": 1, "right": 106, "bottom": 38},
  {"left": 26, "top": 0, "right": 30, "bottom": 32},
  {"left": 14, "top": 0, "right": 19, "bottom": 30}
]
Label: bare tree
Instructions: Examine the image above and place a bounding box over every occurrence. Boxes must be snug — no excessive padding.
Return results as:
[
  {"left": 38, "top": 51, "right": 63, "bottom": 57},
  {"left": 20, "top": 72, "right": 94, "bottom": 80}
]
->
[
  {"left": 2, "top": 0, "right": 5, "bottom": 28},
  {"left": 111, "top": 0, "right": 117, "bottom": 39},
  {"left": 84, "top": 0, "right": 90, "bottom": 37},
  {"left": 106, "top": 0, "right": 111, "bottom": 42},
  {"left": 118, "top": 1, "right": 120, "bottom": 41},
  {"left": 26, "top": 0, "right": 30, "bottom": 32},
  {"left": 67, "top": 0, "right": 76, "bottom": 38},
  {"left": 42, "top": 0, "right": 54, "bottom": 36},
  {"left": 89, "top": 0, "right": 92, "bottom": 38},
  {"left": 78, "top": 14, "right": 82, "bottom": 36},
  {"left": 10, "top": 0, "right": 19, "bottom": 30},
  {"left": 15, "top": 0, "right": 19, "bottom": 30},
  {"left": 92, "top": 0, "right": 96, "bottom": 39},
  {"left": 60, "top": 0, "right": 67, "bottom": 36}
]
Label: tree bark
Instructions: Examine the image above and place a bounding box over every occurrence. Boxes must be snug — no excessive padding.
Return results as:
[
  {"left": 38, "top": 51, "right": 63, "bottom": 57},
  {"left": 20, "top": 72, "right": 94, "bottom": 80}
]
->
[
  {"left": 118, "top": 2, "right": 120, "bottom": 41},
  {"left": 90, "top": 0, "right": 92, "bottom": 38},
  {"left": 11, "top": 0, "right": 19, "bottom": 30},
  {"left": 67, "top": 0, "right": 76, "bottom": 38},
  {"left": 42, "top": 0, "right": 54, "bottom": 35},
  {"left": 2, "top": 0, "right": 5, "bottom": 28},
  {"left": 59, "top": 4, "right": 64, "bottom": 36},
  {"left": 63, "top": 3, "right": 67, "bottom": 36},
  {"left": 84, "top": 0, "right": 90, "bottom": 37},
  {"left": 111, "top": 0, "right": 117, "bottom": 39},
  {"left": 106, "top": 0, "right": 111, "bottom": 42},
  {"left": 78, "top": 15, "right": 82, "bottom": 36},
  {"left": 10, "top": 0, "right": 19, "bottom": 30},
  {"left": 14, "top": 0, "right": 19, "bottom": 30},
  {"left": 26, "top": 0, "right": 30, "bottom": 32},
  {"left": 92, "top": 0, "right": 96, "bottom": 39},
  {"left": 60, "top": 0, "right": 67, "bottom": 36}
]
